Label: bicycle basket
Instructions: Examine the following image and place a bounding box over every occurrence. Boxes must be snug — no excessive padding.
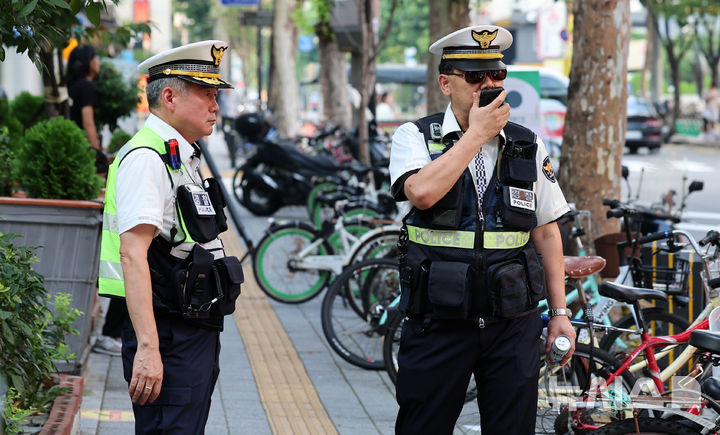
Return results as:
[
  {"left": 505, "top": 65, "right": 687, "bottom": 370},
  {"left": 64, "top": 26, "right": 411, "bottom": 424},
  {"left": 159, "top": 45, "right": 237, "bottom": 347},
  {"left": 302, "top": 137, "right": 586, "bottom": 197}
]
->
[{"left": 637, "top": 256, "right": 690, "bottom": 295}]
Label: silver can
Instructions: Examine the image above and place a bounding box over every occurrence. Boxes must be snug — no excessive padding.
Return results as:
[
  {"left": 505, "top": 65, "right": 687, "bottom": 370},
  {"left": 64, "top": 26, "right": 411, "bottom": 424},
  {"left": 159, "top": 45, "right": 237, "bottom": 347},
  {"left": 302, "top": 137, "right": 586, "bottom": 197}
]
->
[{"left": 548, "top": 335, "right": 572, "bottom": 365}]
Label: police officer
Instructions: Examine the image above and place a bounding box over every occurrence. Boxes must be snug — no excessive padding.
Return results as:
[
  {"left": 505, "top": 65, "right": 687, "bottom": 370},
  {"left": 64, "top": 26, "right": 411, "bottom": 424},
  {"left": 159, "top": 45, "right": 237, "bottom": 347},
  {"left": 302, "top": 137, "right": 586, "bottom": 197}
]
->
[
  {"left": 98, "top": 40, "right": 242, "bottom": 434},
  {"left": 389, "top": 25, "right": 576, "bottom": 434}
]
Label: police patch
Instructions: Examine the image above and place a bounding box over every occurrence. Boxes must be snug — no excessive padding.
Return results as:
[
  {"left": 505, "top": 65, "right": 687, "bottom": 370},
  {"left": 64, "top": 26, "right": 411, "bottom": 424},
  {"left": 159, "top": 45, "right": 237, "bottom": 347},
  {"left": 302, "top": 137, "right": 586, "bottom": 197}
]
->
[
  {"left": 509, "top": 186, "right": 535, "bottom": 211},
  {"left": 542, "top": 156, "right": 556, "bottom": 183}
]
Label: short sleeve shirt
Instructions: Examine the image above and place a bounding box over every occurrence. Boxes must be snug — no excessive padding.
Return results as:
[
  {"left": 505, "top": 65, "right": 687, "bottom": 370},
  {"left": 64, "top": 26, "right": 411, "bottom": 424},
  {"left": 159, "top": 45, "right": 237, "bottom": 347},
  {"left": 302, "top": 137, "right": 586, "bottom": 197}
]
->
[
  {"left": 68, "top": 78, "right": 97, "bottom": 130},
  {"left": 388, "top": 103, "right": 569, "bottom": 226}
]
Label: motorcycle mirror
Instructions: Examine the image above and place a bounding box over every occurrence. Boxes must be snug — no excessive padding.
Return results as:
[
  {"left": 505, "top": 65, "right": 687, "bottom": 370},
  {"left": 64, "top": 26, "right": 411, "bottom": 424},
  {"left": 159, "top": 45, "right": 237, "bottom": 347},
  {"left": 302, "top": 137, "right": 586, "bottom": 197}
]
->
[
  {"left": 622, "top": 165, "right": 629, "bottom": 179},
  {"left": 689, "top": 180, "right": 704, "bottom": 193}
]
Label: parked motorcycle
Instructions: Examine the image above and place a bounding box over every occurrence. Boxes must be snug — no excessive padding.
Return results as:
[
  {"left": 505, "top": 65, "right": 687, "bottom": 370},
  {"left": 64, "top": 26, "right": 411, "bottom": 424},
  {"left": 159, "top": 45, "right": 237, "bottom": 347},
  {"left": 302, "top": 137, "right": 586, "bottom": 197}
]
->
[{"left": 231, "top": 113, "right": 376, "bottom": 216}]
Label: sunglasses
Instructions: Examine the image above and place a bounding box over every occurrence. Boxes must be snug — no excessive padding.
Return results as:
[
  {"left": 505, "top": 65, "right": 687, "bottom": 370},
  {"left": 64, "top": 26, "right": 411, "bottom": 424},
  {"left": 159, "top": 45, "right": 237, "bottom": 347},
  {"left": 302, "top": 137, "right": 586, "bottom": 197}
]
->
[{"left": 445, "top": 69, "right": 507, "bottom": 84}]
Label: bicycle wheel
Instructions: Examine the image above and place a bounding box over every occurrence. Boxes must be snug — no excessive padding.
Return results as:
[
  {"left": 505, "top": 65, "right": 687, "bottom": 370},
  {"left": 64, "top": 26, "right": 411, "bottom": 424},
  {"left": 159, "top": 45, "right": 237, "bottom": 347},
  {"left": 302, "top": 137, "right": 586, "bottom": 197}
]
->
[
  {"left": 599, "top": 307, "right": 691, "bottom": 375},
  {"left": 383, "top": 309, "right": 404, "bottom": 384},
  {"left": 306, "top": 181, "right": 338, "bottom": 221},
  {"left": 321, "top": 258, "right": 400, "bottom": 370},
  {"left": 590, "top": 417, "right": 701, "bottom": 434},
  {"left": 346, "top": 227, "right": 401, "bottom": 265},
  {"left": 326, "top": 219, "right": 372, "bottom": 255},
  {"left": 541, "top": 343, "right": 636, "bottom": 434},
  {"left": 252, "top": 221, "right": 333, "bottom": 303}
]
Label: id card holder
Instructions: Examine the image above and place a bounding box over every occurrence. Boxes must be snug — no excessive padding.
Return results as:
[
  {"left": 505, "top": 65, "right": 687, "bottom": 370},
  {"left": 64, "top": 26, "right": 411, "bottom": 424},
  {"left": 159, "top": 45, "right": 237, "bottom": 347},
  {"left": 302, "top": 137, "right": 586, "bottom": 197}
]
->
[{"left": 176, "top": 183, "right": 221, "bottom": 243}]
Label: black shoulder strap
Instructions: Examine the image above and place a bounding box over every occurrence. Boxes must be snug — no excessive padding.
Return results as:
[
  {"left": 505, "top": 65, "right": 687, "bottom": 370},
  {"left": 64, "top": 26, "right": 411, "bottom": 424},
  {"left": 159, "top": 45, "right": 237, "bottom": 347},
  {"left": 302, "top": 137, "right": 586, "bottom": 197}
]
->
[
  {"left": 413, "top": 112, "right": 444, "bottom": 147},
  {"left": 503, "top": 121, "right": 536, "bottom": 144}
]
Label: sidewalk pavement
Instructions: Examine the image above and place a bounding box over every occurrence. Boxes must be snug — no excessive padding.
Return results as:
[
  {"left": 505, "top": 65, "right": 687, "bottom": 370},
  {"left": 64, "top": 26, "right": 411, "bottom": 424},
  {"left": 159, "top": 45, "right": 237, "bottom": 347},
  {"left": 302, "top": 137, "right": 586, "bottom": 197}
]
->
[{"left": 670, "top": 133, "right": 720, "bottom": 148}]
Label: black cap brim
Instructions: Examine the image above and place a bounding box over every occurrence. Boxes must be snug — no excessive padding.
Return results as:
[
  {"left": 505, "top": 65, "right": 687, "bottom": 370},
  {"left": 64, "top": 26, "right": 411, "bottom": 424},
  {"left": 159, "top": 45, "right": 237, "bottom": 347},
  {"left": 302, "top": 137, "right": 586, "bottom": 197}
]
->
[{"left": 446, "top": 58, "right": 506, "bottom": 72}]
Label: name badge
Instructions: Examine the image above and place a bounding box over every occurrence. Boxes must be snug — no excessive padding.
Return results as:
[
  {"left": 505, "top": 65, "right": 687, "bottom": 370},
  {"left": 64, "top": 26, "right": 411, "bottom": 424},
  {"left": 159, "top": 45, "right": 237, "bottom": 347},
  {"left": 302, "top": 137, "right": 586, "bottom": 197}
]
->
[
  {"left": 508, "top": 186, "right": 535, "bottom": 211},
  {"left": 187, "top": 184, "right": 216, "bottom": 216}
]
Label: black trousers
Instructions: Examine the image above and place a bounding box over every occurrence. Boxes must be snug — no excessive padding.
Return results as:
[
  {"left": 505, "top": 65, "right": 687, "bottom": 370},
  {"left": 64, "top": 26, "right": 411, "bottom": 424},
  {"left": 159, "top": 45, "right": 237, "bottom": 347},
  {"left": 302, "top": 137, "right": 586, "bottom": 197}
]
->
[
  {"left": 102, "top": 298, "right": 128, "bottom": 338},
  {"left": 395, "top": 313, "right": 543, "bottom": 435},
  {"left": 121, "top": 312, "right": 221, "bottom": 435}
]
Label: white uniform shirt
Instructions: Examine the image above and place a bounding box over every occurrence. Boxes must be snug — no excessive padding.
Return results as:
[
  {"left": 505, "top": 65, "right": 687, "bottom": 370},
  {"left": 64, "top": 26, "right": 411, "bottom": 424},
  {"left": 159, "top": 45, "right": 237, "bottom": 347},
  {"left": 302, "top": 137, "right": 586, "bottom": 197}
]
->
[
  {"left": 389, "top": 104, "right": 569, "bottom": 226},
  {"left": 116, "top": 114, "right": 224, "bottom": 258}
]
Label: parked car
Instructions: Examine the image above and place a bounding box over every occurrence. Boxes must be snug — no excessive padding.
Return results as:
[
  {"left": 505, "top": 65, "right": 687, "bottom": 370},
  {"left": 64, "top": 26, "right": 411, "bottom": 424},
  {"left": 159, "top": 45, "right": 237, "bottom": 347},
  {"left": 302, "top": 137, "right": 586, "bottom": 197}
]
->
[{"left": 626, "top": 95, "right": 666, "bottom": 154}]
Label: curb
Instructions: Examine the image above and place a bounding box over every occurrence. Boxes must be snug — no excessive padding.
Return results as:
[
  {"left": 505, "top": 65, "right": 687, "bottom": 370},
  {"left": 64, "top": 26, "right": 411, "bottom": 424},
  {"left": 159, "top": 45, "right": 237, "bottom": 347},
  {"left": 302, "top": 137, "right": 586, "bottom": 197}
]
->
[
  {"left": 39, "top": 374, "right": 84, "bottom": 435},
  {"left": 669, "top": 135, "right": 720, "bottom": 149}
]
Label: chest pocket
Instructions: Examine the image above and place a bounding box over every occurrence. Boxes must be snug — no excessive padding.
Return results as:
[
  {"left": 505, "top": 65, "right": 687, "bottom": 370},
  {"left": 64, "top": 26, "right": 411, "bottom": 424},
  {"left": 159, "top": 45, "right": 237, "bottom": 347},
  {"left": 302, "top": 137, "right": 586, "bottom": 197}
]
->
[
  {"left": 498, "top": 140, "right": 537, "bottom": 231},
  {"left": 176, "top": 180, "right": 227, "bottom": 243}
]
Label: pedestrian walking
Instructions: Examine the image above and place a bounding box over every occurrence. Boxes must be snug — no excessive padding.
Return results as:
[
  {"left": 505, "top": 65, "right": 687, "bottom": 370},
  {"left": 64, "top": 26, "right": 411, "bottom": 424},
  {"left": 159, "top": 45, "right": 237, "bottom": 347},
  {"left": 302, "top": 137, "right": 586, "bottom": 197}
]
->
[
  {"left": 97, "top": 40, "right": 244, "bottom": 434},
  {"left": 389, "top": 24, "right": 576, "bottom": 435}
]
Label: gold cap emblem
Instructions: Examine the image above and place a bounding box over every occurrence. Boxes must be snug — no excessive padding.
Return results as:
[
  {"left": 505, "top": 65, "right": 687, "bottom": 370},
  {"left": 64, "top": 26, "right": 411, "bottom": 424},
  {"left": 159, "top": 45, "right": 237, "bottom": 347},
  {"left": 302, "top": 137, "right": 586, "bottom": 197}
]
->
[
  {"left": 211, "top": 45, "right": 227, "bottom": 67},
  {"left": 471, "top": 29, "right": 498, "bottom": 48}
]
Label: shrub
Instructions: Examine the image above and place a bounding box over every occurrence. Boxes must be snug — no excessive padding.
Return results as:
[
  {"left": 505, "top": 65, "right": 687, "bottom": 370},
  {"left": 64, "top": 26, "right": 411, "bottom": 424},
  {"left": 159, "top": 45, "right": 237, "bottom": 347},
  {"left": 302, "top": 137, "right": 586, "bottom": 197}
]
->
[
  {"left": 0, "top": 233, "right": 80, "bottom": 429},
  {"left": 14, "top": 117, "right": 102, "bottom": 200},
  {"left": 95, "top": 61, "right": 140, "bottom": 132},
  {"left": 0, "top": 98, "right": 24, "bottom": 148},
  {"left": 0, "top": 126, "right": 15, "bottom": 196},
  {"left": 108, "top": 129, "right": 132, "bottom": 154},
  {"left": 9, "top": 92, "right": 46, "bottom": 131}
]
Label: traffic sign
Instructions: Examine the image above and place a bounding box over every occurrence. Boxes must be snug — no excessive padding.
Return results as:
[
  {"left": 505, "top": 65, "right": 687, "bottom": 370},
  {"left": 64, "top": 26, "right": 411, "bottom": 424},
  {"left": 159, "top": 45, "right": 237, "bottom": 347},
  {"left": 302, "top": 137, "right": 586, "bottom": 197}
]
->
[{"left": 221, "top": 0, "right": 259, "bottom": 7}]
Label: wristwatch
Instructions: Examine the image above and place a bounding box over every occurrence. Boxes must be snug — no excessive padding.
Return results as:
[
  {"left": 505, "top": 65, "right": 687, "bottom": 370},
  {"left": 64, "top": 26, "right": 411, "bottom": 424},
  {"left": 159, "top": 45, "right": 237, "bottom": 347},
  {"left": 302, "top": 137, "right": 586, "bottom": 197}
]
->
[{"left": 548, "top": 308, "right": 572, "bottom": 317}]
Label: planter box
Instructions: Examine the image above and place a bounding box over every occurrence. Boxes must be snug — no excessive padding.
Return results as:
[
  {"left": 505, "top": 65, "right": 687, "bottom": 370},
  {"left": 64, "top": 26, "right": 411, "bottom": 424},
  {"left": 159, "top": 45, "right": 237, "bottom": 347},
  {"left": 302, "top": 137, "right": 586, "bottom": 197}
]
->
[
  {"left": 39, "top": 375, "right": 83, "bottom": 435},
  {"left": 0, "top": 198, "right": 103, "bottom": 373}
]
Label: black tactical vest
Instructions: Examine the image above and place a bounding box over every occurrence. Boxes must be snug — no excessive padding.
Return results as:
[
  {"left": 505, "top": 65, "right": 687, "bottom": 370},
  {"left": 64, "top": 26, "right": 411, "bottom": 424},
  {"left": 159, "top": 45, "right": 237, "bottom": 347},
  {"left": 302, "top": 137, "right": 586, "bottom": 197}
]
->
[{"left": 396, "top": 113, "right": 547, "bottom": 323}]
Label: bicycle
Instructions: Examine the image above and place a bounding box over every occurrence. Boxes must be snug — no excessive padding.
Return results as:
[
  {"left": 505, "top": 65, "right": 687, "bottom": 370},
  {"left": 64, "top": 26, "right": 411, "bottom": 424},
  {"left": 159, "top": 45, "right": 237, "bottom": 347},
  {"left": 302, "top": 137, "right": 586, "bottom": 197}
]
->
[
  {"left": 546, "top": 228, "right": 720, "bottom": 433},
  {"left": 588, "top": 327, "right": 720, "bottom": 434},
  {"left": 251, "top": 201, "right": 401, "bottom": 303}
]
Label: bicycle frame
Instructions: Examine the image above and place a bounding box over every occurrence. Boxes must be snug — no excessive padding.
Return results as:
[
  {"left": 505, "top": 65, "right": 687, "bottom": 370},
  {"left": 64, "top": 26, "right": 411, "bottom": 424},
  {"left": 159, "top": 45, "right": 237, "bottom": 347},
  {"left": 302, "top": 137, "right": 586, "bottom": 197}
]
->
[{"left": 291, "top": 223, "right": 401, "bottom": 275}]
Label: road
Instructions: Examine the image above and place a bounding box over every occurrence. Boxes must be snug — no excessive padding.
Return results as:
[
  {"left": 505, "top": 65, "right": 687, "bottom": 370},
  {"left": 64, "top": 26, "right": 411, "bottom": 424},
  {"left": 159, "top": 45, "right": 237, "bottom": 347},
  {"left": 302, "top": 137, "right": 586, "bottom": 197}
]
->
[{"left": 621, "top": 144, "right": 720, "bottom": 238}]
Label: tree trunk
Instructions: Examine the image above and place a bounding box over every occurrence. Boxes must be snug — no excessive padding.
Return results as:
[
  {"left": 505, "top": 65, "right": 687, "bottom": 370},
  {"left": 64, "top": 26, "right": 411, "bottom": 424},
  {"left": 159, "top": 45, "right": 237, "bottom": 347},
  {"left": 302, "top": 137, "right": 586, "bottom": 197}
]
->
[
  {"left": 318, "top": 35, "right": 352, "bottom": 130},
  {"left": 268, "top": 0, "right": 300, "bottom": 138},
  {"left": 558, "top": 0, "right": 630, "bottom": 239},
  {"left": 426, "top": 0, "right": 469, "bottom": 115}
]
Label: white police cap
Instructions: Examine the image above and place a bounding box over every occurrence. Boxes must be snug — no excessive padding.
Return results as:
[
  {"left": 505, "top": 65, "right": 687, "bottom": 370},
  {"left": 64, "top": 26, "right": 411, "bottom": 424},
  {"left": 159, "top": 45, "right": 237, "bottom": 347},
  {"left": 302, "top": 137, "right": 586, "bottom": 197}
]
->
[
  {"left": 138, "top": 40, "right": 233, "bottom": 89},
  {"left": 429, "top": 25, "right": 512, "bottom": 71}
]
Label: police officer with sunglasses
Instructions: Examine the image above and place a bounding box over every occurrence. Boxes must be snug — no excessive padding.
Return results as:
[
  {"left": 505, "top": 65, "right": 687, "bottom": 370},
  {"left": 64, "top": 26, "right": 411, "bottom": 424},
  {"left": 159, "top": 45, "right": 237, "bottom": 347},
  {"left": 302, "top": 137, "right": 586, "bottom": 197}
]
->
[{"left": 389, "top": 24, "right": 575, "bottom": 434}]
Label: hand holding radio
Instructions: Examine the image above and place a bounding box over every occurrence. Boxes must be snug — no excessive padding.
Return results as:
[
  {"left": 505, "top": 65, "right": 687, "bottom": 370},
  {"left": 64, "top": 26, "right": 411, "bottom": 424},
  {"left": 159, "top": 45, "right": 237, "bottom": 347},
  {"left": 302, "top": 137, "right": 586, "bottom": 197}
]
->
[{"left": 467, "top": 87, "right": 510, "bottom": 143}]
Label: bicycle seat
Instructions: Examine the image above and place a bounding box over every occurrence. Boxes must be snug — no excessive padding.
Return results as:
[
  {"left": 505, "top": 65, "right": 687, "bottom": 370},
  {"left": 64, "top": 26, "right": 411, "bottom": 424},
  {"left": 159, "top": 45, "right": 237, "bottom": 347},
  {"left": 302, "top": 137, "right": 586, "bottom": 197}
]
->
[
  {"left": 598, "top": 282, "right": 668, "bottom": 304},
  {"left": 564, "top": 256, "right": 606, "bottom": 278},
  {"left": 690, "top": 330, "right": 720, "bottom": 354}
]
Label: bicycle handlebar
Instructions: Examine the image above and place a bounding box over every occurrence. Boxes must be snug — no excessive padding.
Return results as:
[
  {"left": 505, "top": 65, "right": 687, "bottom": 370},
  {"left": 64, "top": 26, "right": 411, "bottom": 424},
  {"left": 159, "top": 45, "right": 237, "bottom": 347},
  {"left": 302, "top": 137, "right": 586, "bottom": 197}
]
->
[
  {"left": 700, "top": 230, "right": 720, "bottom": 247},
  {"left": 603, "top": 199, "right": 681, "bottom": 223}
]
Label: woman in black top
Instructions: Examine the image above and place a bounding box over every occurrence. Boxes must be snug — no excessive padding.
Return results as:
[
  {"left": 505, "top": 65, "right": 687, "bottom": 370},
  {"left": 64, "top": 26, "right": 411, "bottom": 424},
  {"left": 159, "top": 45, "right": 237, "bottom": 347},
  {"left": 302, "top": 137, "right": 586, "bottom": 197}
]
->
[{"left": 66, "top": 45, "right": 107, "bottom": 174}]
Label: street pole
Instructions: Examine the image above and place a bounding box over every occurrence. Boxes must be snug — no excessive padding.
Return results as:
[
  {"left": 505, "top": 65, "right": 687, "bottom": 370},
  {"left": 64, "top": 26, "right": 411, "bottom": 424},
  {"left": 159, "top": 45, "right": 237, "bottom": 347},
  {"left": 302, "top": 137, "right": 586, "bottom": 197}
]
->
[{"left": 197, "top": 139, "right": 255, "bottom": 261}]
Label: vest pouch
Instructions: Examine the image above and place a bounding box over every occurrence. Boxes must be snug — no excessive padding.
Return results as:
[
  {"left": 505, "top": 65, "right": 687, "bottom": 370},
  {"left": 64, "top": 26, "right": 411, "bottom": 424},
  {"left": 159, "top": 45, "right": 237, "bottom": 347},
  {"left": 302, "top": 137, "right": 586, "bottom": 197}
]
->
[
  {"left": 422, "top": 176, "right": 464, "bottom": 229},
  {"left": 501, "top": 185, "right": 536, "bottom": 231},
  {"left": 523, "top": 249, "right": 547, "bottom": 306},
  {"left": 203, "top": 178, "right": 229, "bottom": 233},
  {"left": 488, "top": 259, "right": 531, "bottom": 319},
  {"left": 176, "top": 183, "right": 221, "bottom": 243},
  {"left": 212, "top": 256, "right": 243, "bottom": 316},
  {"left": 427, "top": 261, "right": 470, "bottom": 320},
  {"left": 501, "top": 142, "right": 537, "bottom": 184},
  {"left": 172, "top": 244, "right": 216, "bottom": 320}
]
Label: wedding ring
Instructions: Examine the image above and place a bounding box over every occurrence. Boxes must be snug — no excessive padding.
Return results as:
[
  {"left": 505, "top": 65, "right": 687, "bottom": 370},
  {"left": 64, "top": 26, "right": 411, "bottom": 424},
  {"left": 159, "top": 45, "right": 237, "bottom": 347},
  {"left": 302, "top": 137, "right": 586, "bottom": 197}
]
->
[{"left": 145, "top": 386, "right": 152, "bottom": 390}]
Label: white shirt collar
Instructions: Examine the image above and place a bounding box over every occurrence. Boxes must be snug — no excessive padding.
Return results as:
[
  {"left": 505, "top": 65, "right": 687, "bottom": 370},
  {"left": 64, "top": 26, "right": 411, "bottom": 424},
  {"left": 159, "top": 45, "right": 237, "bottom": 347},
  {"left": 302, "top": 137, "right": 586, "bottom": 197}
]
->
[
  {"left": 440, "top": 103, "right": 506, "bottom": 145},
  {"left": 144, "top": 113, "right": 198, "bottom": 164}
]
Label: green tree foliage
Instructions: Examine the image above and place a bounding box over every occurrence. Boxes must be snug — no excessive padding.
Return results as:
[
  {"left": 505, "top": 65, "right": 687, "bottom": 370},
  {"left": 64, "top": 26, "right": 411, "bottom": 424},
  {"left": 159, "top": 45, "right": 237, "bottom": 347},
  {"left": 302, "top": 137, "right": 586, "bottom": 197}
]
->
[
  {"left": 0, "top": 98, "right": 24, "bottom": 147},
  {"left": 0, "top": 233, "right": 81, "bottom": 415},
  {"left": 94, "top": 61, "right": 140, "bottom": 132},
  {"left": 14, "top": 117, "right": 102, "bottom": 200},
  {"left": 693, "top": 0, "right": 720, "bottom": 86},
  {"left": 174, "top": 0, "right": 216, "bottom": 43},
  {"left": 0, "top": 0, "right": 113, "bottom": 67},
  {"left": 377, "top": 0, "right": 429, "bottom": 65},
  {"left": 0, "top": 126, "right": 15, "bottom": 196}
]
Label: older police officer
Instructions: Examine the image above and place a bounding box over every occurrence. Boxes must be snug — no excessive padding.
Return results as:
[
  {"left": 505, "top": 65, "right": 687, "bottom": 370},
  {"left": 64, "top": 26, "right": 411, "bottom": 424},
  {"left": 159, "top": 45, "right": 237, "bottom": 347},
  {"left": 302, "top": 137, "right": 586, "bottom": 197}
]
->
[
  {"left": 389, "top": 25, "right": 576, "bottom": 434},
  {"left": 98, "top": 41, "right": 243, "bottom": 434}
]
